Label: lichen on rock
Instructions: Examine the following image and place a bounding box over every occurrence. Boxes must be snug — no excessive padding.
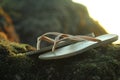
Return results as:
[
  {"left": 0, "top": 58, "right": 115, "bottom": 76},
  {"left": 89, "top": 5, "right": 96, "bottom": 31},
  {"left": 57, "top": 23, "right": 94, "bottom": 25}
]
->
[{"left": 0, "top": 39, "right": 36, "bottom": 56}]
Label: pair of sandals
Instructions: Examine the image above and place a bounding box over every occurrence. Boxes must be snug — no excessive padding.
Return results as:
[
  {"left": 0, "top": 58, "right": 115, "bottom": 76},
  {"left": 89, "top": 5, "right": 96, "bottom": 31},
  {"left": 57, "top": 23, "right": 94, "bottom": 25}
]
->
[{"left": 26, "top": 32, "right": 118, "bottom": 60}]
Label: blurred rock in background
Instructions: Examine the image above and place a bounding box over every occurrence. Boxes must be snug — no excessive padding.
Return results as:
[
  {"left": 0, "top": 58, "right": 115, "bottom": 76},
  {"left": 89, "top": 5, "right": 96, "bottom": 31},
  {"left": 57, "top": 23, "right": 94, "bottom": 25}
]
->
[
  {"left": 0, "top": 7, "right": 19, "bottom": 42},
  {"left": 1, "top": 0, "right": 107, "bottom": 46}
]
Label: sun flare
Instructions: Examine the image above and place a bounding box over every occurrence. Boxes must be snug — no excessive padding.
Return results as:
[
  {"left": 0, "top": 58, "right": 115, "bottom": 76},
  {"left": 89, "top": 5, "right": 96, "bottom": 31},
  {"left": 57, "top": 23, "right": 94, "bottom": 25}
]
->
[{"left": 73, "top": 0, "right": 120, "bottom": 43}]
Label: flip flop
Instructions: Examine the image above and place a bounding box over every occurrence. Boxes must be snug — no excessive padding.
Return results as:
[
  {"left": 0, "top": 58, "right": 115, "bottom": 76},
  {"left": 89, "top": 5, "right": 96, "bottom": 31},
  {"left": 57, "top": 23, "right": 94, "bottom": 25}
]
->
[
  {"left": 38, "top": 34, "right": 118, "bottom": 60},
  {"left": 25, "top": 33, "right": 96, "bottom": 56}
]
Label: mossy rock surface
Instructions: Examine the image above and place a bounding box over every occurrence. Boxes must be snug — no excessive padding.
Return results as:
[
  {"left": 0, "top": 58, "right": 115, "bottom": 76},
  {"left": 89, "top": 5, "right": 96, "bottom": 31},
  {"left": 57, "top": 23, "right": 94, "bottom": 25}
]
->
[{"left": 0, "top": 39, "right": 120, "bottom": 80}]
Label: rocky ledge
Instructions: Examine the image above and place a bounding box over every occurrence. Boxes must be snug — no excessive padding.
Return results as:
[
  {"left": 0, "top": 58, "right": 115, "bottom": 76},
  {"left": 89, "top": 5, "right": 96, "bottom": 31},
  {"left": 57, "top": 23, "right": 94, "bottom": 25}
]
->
[{"left": 0, "top": 39, "right": 120, "bottom": 80}]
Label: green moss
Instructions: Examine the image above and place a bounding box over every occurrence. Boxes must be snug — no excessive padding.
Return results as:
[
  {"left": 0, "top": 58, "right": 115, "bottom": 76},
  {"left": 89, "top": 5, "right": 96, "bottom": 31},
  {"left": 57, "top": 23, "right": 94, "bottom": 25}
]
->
[{"left": 0, "top": 39, "right": 36, "bottom": 55}]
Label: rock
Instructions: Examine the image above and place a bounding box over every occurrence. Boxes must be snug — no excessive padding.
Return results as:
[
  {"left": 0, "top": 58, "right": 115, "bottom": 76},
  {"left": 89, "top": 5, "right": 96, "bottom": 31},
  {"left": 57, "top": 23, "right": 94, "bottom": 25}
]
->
[
  {"left": 0, "top": 7, "right": 19, "bottom": 42},
  {"left": 0, "top": 39, "right": 120, "bottom": 80},
  {"left": 2, "top": 0, "right": 107, "bottom": 46}
]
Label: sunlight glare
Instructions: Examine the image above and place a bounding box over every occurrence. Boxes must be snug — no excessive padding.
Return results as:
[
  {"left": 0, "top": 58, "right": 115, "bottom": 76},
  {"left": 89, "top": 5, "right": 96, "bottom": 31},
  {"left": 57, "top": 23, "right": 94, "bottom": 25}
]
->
[{"left": 73, "top": 0, "right": 120, "bottom": 43}]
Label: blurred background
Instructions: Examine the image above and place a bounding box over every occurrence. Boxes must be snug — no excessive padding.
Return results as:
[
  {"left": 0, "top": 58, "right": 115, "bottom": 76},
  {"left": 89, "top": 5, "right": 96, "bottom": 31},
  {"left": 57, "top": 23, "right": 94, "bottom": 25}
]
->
[
  {"left": 73, "top": 0, "right": 120, "bottom": 40},
  {"left": 1, "top": 0, "right": 118, "bottom": 47}
]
